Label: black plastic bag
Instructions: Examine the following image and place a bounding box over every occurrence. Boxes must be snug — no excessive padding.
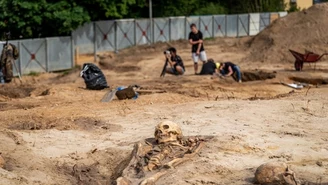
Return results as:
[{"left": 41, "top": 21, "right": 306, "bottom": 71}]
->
[{"left": 80, "top": 63, "right": 109, "bottom": 90}]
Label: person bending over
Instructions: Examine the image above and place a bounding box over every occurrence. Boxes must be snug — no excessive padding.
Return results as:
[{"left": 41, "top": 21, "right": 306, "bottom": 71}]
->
[
  {"left": 199, "top": 58, "right": 221, "bottom": 75},
  {"left": 216, "top": 62, "right": 242, "bottom": 83}
]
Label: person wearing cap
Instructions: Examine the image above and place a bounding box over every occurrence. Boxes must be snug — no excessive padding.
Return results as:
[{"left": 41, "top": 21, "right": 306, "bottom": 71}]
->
[
  {"left": 199, "top": 58, "right": 220, "bottom": 75},
  {"left": 164, "top": 47, "right": 185, "bottom": 75},
  {"left": 216, "top": 61, "right": 242, "bottom": 83}
]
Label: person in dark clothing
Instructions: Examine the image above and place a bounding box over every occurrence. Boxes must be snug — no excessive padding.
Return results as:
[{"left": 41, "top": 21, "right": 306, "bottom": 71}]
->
[
  {"left": 188, "top": 23, "right": 207, "bottom": 74},
  {"left": 164, "top": 47, "right": 185, "bottom": 75},
  {"left": 217, "top": 62, "right": 242, "bottom": 83},
  {"left": 199, "top": 58, "right": 220, "bottom": 75}
]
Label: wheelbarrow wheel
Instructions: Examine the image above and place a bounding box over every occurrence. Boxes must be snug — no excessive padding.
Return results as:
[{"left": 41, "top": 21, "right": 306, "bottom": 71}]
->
[{"left": 294, "top": 61, "right": 303, "bottom": 71}]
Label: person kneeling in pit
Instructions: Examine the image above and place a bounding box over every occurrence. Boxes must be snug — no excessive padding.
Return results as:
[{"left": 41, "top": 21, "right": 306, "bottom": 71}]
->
[
  {"left": 164, "top": 47, "right": 185, "bottom": 75},
  {"left": 199, "top": 58, "right": 220, "bottom": 75},
  {"left": 215, "top": 61, "right": 242, "bottom": 83}
]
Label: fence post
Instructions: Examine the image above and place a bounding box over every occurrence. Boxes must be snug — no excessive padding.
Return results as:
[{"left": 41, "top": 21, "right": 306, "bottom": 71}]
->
[
  {"left": 237, "top": 15, "right": 239, "bottom": 38},
  {"left": 71, "top": 33, "right": 75, "bottom": 68},
  {"left": 225, "top": 15, "right": 227, "bottom": 37},
  {"left": 93, "top": 22, "right": 97, "bottom": 63},
  {"left": 212, "top": 15, "right": 215, "bottom": 38},
  {"left": 248, "top": 14, "right": 250, "bottom": 36},
  {"left": 134, "top": 19, "right": 137, "bottom": 46},
  {"left": 18, "top": 41, "right": 22, "bottom": 75},
  {"left": 114, "top": 20, "right": 118, "bottom": 53},
  {"left": 185, "top": 17, "right": 187, "bottom": 39},
  {"left": 168, "top": 17, "right": 171, "bottom": 41},
  {"left": 45, "top": 38, "right": 49, "bottom": 72},
  {"left": 151, "top": 18, "right": 154, "bottom": 44}
]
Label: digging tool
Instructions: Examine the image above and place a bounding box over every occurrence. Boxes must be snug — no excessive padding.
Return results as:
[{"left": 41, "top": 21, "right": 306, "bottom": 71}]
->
[
  {"left": 160, "top": 58, "right": 168, "bottom": 77},
  {"left": 280, "top": 81, "right": 309, "bottom": 89},
  {"left": 100, "top": 89, "right": 118, "bottom": 102}
]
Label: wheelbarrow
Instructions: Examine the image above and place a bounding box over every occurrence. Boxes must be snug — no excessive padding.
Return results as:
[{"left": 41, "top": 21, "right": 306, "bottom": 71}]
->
[{"left": 289, "top": 49, "right": 328, "bottom": 71}]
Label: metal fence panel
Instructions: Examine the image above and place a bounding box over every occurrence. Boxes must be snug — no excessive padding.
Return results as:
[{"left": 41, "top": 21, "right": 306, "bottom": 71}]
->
[
  {"left": 238, "top": 14, "right": 249, "bottom": 37},
  {"left": 72, "top": 22, "right": 94, "bottom": 54},
  {"left": 19, "top": 39, "right": 47, "bottom": 75},
  {"left": 213, "top": 15, "right": 226, "bottom": 37},
  {"left": 95, "top": 20, "right": 115, "bottom": 52},
  {"left": 153, "top": 18, "right": 170, "bottom": 42},
  {"left": 226, "top": 15, "right": 238, "bottom": 37},
  {"left": 249, "top": 13, "right": 260, "bottom": 36},
  {"left": 135, "top": 19, "right": 151, "bottom": 45},
  {"left": 279, "top": 11, "right": 288, "bottom": 17},
  {"left": 185, "top": 16, "right": 200, "bottom": 39},
  {"left": 47, "top": 37, "right": 72, "bottom": 71},
  {"left": 260, "top": 13, "right": 270, "bottom": 31},
  {"left": 169, "top": 17, "right": 185, "bottom": 41},
  {"left": 200, "top": 16, "right": 213, "bottom": 38},
  {"left": 116, "top": 19, "right": 135, "bottom": 50}
]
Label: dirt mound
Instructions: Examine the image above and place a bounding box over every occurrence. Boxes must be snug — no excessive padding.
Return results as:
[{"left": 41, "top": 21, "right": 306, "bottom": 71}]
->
[
  {"left": 58, "top": 148, "right": 130, "bottom": 185},
  {"left": 7, "top": 116, "right": 122, "bottom": 131},
  {"left": 0, "top": 102, "right": 39, "bottom": 111},
  {"left": 0, "top": 85, "right": 35, "bottom": 99},
  {"left": 99, "top": 60, "right": 141, "bottom": 72},
  {"left": 245, "top": 3, "right": 328, "bottom": 64}
]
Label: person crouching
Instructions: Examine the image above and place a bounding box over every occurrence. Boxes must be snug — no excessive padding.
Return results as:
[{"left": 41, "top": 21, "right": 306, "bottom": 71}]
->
[{"left": 164, "top": 47, "right": 185, "bottom": 75}]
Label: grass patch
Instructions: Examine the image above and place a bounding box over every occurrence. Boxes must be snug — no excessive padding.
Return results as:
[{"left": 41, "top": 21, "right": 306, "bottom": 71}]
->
[{"left": 28, "top": 71, "right": 40, "bottom": 76}]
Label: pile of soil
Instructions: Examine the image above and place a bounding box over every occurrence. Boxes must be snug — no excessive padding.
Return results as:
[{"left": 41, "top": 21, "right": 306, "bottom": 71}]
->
[
  {"left": 0, "top": 85, "right": 35, "bottom": 99},
  {"left": 244, "top": 3, "right": 328, "bottom": 64}
]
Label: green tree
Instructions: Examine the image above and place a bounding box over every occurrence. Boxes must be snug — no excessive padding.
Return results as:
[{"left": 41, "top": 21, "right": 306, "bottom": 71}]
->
[
  {"left": 0, "top": 0, "right": 90, "bottom": 39},
  {"left": 224, "top": 0, "right": 285, "bottom": 14},
  {"left": 0, "top": 0, "right": 143, "bottom": 39},
  {"left": 152, "top": 0, "right": 226, "bottom": 17},
  {"left": 0, "top": 0, "right": 287, "bottom": 40}
]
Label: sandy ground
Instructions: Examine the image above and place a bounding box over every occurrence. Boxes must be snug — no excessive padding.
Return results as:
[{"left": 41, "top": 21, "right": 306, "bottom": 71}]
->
[{"left": 0, "top": 37, "right": 327, "bottom": 185}]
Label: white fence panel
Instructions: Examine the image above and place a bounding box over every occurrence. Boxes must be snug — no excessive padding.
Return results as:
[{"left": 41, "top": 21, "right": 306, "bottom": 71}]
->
[
  {"left": 260, "top": 13, "right": 271, "bottom": 31},
  {"left": 169, "top": 17, "right": 185, "bottom": 41},
  {"left": 153, "top": 18, "right": 170, "bottom": 42},
  {"left": 47, "top": 37, "right": 73, "bottom": 71},
  {"left": 135, "top": 19, "right": 151, "bottom": 45},
  {"left": 226, "top": 15, "right": 238, "bottom": 37},
  {"left": 213, "top": 15, "right": 226, "bottom": 37},
  {"left": 238, "top": 14, "right": 249, "bottom": 37},
  {"left": 279, "top": 12, "right": 288, "bottom": 17},
  {"left": 72, "top": 22, "right": 94, "bottom": 54},
  {"left": 95, "top": 20, "right": 115, "bottom": 52},
  {"left": 200, "top": 16, "right": 213, "bottom": 38},
  {"left": 116, "top": 19, "right": 135, "bottom": 50},
  {"left": 249, "top": 13, "right": 260, "bottom": 36}
]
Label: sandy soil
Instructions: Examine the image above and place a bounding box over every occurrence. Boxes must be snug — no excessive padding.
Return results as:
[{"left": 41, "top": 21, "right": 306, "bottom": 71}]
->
[{"left": 0, "top": 35, "right": 327, "bottom": 185}]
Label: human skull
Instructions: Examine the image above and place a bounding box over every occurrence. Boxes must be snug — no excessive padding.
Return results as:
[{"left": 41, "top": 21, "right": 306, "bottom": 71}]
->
[
  {"left": 154, "top": 121, "right": 183, "bottom": 144},
  {"left": 255, "top": 162, "right": 299, "bottom": 185}
]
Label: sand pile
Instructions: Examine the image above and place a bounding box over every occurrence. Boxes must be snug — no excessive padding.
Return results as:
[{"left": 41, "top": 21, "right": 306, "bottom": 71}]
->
[{"left": 245, "top": 3, "right": 328, "bottom": 64}]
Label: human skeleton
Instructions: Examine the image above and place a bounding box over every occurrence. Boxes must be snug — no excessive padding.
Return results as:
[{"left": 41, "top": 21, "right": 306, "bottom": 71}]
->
[{"left": 115, "top": 121, "right": 207, "bottom": 185}]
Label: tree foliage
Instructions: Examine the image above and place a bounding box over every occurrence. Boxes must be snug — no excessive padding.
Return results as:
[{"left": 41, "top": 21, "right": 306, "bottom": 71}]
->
[
  {"left": 0, "top": 0, "right": 286, "bottom": 40},
  {"left": 223, "top": 0, "right": 285, "bottom": 14}
]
